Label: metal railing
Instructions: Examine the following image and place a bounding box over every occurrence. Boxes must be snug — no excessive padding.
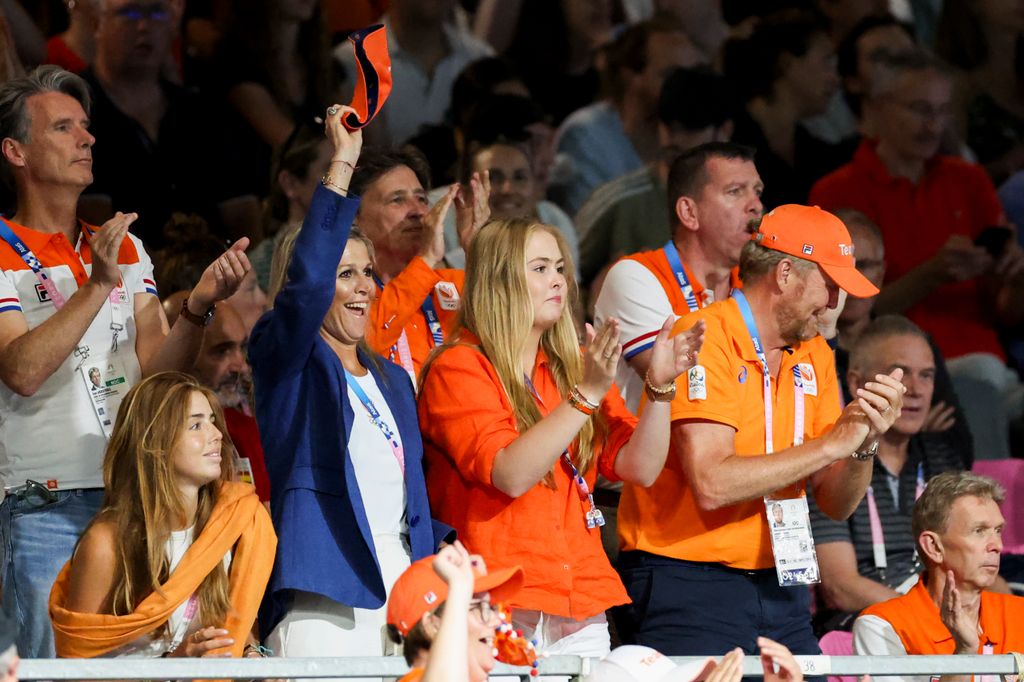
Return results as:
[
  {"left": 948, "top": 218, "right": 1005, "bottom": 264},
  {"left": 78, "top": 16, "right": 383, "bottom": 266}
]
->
[{"left": 17, "top": 654, "right": 1023, "bottom": 681}]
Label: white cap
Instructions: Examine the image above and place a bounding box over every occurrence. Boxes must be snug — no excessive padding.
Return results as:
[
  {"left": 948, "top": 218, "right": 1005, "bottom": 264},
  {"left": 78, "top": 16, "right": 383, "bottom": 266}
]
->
[{"left": 584, "top": 646, "right": 716, "bottom": 682}]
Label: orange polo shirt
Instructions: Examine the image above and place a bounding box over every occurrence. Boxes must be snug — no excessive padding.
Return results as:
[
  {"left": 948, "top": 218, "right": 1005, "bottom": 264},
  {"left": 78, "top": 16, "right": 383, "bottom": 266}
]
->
[
  {"left": 397, "top": 669, "right": 423, "bottom": 682},
  {"left": 418, "top": 330, "right": 636, "bottom": 619},
  {"left": 624, "top": 247, "right": 741, "bottom": 315},
  {"left": 861, "top": 577, "right": 1024, "bottom": 654},
  {"left": 368, "top": 257, "right": 464, "bottom": 379},
  {"left": 618, "top": 297, "right": 841, "bottom": 570}
]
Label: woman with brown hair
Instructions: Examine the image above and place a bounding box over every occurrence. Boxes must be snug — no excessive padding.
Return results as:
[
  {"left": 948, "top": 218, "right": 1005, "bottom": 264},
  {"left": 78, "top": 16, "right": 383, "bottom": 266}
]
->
[{"left": 49, "top": 371, "right": 276, "bottom": 658}]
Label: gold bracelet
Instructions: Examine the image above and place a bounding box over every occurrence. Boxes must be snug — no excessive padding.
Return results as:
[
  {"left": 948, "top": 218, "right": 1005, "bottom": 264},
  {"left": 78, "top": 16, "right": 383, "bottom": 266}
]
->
[
  {"left": 321, "top": 174, "right": 349, "bottom": 195},
  {"left": 330, "top": 159, "right": 357, "bottom": 172},
  {"left": 643, "top": 371, "right": 677, "bottom": 402}
]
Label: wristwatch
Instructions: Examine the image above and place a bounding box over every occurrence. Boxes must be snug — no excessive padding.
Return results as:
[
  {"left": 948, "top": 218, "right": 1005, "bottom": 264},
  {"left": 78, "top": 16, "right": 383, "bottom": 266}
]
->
[
  {"left": 852, "top": 441, "right": 879, "bottom": 461},
  {"left": 179, "top": 297, "right": 216, "bottom": 327}
]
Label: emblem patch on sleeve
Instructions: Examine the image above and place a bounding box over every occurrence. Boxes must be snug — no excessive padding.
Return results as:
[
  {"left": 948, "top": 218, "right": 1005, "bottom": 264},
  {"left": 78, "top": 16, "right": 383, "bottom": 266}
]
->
[{"left": 688, "top": 365, "right": 707, "bottom": 400}]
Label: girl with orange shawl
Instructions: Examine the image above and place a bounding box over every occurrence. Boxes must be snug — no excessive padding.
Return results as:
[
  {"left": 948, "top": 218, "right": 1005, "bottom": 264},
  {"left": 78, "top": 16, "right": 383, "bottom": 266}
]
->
[{"left": 49, "top": 371, "right": 276, "bottom": 658}]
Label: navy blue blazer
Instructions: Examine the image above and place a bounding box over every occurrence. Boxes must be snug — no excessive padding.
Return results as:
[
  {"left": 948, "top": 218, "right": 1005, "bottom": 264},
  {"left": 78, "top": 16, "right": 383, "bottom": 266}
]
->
[{"left": 249, "top": 185, "right": 452, "bottom": 635}]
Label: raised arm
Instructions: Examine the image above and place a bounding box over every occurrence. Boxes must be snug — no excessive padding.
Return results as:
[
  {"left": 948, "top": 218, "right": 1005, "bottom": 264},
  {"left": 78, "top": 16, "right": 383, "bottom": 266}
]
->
[{"left": 248, "top": 105, "right": 362, "bottom": 377}]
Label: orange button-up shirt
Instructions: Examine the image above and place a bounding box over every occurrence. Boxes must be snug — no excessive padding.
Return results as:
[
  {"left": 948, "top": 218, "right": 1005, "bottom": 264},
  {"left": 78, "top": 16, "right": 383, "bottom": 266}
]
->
[
  {"left": 418, "top": 331, "right": 636, "bottom": 619},
  {"left": 618, "top": 297, "right": 841, "bottom": 569},
  {"left": 368, "top": 257, "right": 465, "bottom": 380}
]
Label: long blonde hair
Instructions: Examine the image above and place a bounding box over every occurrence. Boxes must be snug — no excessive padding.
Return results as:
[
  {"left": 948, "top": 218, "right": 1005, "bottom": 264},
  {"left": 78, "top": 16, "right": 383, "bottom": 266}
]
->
[
  {"left": 436, "top": 219, "right": 604, "bottom": 482},
  {"left": 92, "top": 372, "right": 235, "bottom": 633}
]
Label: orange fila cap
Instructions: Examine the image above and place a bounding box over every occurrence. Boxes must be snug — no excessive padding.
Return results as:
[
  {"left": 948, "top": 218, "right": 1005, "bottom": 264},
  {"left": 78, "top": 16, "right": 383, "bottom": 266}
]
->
[
  {"left": 342, "top": 24, "right": 392, "bottom": 131},
  {"left": 386, "top": 555, "right": 524, "bottom": 637},
  {"left": 752, "top": 204, "right": 879, "bottom": 298}
]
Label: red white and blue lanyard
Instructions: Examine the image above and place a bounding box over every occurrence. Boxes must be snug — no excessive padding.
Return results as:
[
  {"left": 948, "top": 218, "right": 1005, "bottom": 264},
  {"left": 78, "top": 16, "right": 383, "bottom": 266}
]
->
[
  {"left": 733, "top": 290, "right": 805, "bottom": 452},
  {"left": 345, "top": 369, "right": 405, "bottom": 475},
  {"left": 663, "top": 240, "right": 701, "bottom": 313},
  {"left": 524, "top": 375, "right": 605, "bottom": 529},
  {"left": 0, "top": 217, "right": 125, "bottom": 363},
  {"left": 866, "top": 462, "right": 925, "bottom": 574}
]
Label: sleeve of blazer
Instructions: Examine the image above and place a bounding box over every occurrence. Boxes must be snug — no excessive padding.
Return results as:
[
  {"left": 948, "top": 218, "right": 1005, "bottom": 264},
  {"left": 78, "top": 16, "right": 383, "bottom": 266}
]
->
[{"left": 249, "top": 186, "right": 360, "bottom": 380}]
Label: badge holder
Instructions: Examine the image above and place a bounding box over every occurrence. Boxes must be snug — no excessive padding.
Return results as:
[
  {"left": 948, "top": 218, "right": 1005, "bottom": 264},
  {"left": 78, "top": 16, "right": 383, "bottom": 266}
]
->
[
  {"left": 80, "top": 355, "right": 132, "bottom": 440},
  {"left": 765, "top": 495, "right": 821, "bottom": 586}
]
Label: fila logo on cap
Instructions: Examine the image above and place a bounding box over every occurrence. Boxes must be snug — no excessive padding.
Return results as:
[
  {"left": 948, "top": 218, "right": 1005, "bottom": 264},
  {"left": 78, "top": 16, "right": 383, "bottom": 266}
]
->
[
  {"left": 801, "top": 244, "right": 814, "bottom": 255},
  {"left": 424, "top": 592, "right": 437, "bottom": 605}
]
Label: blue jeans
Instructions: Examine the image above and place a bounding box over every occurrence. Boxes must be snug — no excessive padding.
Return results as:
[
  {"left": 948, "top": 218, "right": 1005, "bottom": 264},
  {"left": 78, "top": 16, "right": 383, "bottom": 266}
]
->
[
  {"left": 0, "top": 487, "right": 103, "bottom": 658},
  {"left": 615, "top": 551, "right": 821, "bottom": 656}
]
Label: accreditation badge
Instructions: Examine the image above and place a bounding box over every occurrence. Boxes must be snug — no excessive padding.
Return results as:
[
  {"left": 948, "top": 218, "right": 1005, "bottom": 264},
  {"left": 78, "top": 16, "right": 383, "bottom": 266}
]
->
[
  {"left": 80, "top": 354, "right": 132, "bottom": 440},
  {"left": 235, "top": 455, "right": 255, "bottom": 486},
  {"left": 764, "top": 495, "right": 821, "bottom": 586}
]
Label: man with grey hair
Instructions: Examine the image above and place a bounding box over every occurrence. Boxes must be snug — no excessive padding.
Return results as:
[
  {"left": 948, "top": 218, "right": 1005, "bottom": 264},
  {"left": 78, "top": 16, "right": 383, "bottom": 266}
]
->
[
  {"left": 810, "top": 49, "right": 1024, "bottom": 460},
  {"left": 854, "top": 471, "right": 1024, "bottom": 677},
  {"left": 0, "top": 65, "right": 251, "bottom": 657}
]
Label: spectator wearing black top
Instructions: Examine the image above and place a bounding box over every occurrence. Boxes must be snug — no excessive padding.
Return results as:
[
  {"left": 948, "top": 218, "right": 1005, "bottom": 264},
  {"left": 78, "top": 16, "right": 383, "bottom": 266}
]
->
[
  {"left": 831, "top": 208, "right": 973, "bottom": 468},
  {"left": 809, "top": 315, "right": 964, "bottom": 629},
  {"left": 723, "top": 10, "right": 851, "bottom": 209},
  {"left": 80, "top": 0, "right": 256, "bottom": 248}
]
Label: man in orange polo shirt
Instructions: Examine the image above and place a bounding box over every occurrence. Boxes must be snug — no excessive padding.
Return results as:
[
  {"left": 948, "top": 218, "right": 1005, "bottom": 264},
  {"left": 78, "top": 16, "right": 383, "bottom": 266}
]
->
[
  {"left": 351, "top": 147, "right": 488, "bottom": 384},
  {"left": 616, "top": 204, "right": 907, "bottom": 655},
  {"left": 853, "top": 471, "right": 1024, "bottom": 682}
]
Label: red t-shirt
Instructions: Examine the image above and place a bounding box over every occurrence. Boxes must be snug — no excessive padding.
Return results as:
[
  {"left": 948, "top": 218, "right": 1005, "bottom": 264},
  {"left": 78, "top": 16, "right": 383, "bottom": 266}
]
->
[
  {"left": 224, "top": 407, "right": 270, "bottom": 502},
  {"left": 810, "top": 140, "right": 1005, "bottom": 360}
]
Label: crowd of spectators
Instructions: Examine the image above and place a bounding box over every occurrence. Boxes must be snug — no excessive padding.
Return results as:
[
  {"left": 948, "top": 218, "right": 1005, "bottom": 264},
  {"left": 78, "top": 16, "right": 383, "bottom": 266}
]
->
[{"left": 0, "top": 0, "right": 1021, "bottom": 679}]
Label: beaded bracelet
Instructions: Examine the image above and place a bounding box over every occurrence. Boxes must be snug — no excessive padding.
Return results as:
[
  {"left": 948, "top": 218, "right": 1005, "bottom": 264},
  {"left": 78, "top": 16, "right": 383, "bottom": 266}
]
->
[{"left": 243, "top": 643, "right": 274, "bottom": 658}]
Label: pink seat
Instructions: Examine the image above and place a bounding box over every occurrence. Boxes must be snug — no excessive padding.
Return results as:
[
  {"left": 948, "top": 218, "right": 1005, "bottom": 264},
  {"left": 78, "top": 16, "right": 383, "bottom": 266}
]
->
[
  {"left": 973, "top": 460, "right": 1024, "bottom": 554},
  {"left": 819, "top": 630, "right": 856, "bottom": 682}
]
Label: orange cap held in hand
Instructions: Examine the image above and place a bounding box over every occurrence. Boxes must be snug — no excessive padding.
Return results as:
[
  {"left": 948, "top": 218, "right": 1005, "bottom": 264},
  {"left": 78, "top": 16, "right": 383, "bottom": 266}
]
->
[{"left": 342, "top": 24, "right": 392, "bottom": 131}]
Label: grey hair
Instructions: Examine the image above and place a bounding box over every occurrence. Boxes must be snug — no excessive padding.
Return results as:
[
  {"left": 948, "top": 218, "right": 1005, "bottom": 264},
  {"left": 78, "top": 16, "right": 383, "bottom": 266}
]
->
[
  {"left": 868, "top": 49, "right": 951, "bottom": 100},
  {"left": 848, "top": 314, "right": 930, "bottom": 373},
  {"left": 0, "top": 65, "right": 92, "bottom": 146}
]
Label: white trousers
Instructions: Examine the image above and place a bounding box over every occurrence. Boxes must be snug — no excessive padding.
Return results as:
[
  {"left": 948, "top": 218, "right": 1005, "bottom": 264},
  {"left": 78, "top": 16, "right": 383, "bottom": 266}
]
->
[
  {"left": 267, "top": 537, "right": 411, "bottom": 682},
  {"left": 491, "top": 611, "right": 610, "bottom": 681}
]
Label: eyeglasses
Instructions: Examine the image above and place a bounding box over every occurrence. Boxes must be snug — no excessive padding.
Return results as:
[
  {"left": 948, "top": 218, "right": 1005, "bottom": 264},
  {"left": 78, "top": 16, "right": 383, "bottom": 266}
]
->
[
  {"left": 468, "top": 599, "right": 495, "bottom": 622},
  {"left": 109, "top": 3, "right": 171, "bottom": 22}
]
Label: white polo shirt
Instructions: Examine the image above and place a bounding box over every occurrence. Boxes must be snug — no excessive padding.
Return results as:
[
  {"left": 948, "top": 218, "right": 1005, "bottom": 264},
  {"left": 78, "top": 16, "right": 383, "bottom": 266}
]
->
[{"left": 0, "top": 219, "right": 156, "bottom": 490}]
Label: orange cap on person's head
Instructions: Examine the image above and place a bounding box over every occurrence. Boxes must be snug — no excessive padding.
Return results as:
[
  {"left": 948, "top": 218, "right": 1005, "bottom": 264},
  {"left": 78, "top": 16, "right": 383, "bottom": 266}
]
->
[
  {"left": 751, "top": 204, "right": 879, "bottom": 298},
  {"left": 386, "top": 555, "right": 524, "bottom": 637}
]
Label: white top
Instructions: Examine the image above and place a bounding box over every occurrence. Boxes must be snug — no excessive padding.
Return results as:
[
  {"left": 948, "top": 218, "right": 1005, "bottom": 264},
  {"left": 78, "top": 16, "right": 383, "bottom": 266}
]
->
[
  {"left": 106, "top": 526, "right": 232, "bottom": 658},
  {"left": 346, "top": 371, "right": 408, "bottom": 540},
  {"left": 0, "top": 229, "right": 154, "bottom": 490},
  {"left": 593, "top": 258, "right": 676, "bottom": 414},
  {"left": 852, "top": 614, "right": 924, "bottom": 682},
  {"left": 334, "top": 16, "right": 493, "bottom": 146}
]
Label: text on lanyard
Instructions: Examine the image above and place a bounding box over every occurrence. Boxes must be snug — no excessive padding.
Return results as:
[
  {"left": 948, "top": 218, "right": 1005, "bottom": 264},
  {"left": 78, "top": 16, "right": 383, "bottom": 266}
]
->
[
  {"left": 732, "top": 290, "right": 805, "bottom": 453},
  {"left": 662, "top": 240, "right": 701, "bottom": 313},
  {"left": 345, "top": 368, "right": 406, "bottom": 475}
]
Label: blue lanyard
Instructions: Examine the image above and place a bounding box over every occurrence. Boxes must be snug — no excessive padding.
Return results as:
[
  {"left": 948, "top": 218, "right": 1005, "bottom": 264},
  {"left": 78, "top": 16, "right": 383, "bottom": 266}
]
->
[
  {"left": 732, "top": 290, "right": 805, "bottom": 453},
  {"left": 421, "top": 295, "right": 443, "bottom": 346},
  {"left": 0, "top": 217, "right": 68, "bottom": 309},
  {"left": 345, "top": 369, "right": 405, "bottom": 475},
  {"left": 662, "top": 240, "right": 700, "bottom": 312}
]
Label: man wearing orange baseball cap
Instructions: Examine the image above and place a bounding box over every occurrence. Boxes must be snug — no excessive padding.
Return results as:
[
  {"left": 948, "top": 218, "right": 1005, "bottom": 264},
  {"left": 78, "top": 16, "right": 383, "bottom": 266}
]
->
[
  {"left": 615, "top": 204, "right": 907, "bottom": 657},
  {"left": 386, "top": 543, "right": 523, "bottom": 682}
]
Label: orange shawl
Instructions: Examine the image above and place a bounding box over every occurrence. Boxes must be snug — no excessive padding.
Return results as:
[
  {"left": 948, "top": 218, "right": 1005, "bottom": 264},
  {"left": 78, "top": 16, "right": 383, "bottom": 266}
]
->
[{"left": 49, "top": 481, "right": 277, "bottom": 658}]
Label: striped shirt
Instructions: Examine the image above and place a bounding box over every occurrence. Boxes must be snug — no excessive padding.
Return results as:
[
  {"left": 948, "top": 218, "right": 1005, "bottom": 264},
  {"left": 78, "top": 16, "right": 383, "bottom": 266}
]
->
[
  {"left": 808, "top": 437, "right": 962, "bottom": 588},
  {"left": 0, "top": 219, "right": 156, "bottom": 490}
]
